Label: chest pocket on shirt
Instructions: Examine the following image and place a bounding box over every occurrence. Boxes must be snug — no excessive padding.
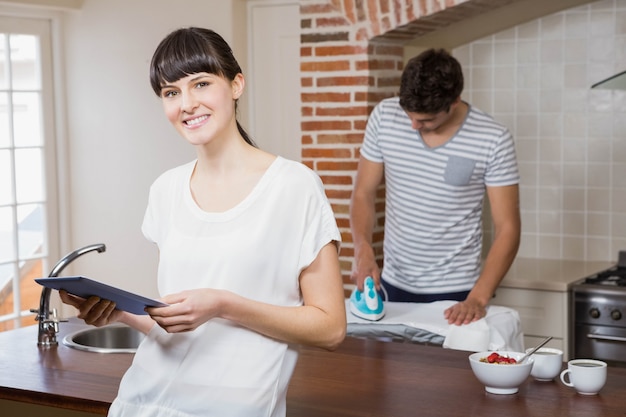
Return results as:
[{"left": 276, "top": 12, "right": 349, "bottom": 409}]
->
[{"left": 444, "top": 155, "right": 476, "bottom": 186}]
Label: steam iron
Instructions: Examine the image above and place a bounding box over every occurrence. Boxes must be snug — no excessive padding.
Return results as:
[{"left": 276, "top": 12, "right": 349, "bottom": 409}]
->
[{"left": 349, "top": 276, "right": 385, "bottom": 321}]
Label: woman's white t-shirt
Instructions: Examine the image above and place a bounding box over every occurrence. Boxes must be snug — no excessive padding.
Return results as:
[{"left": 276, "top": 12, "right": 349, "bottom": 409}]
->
[{"left": 108, "top": 157, "right": 341, "bottom": 417}]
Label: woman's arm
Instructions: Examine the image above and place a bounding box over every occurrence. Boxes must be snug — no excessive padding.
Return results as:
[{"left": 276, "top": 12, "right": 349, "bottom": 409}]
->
[{"left": 147, "top": 242, "right": 347, "bottom": 351}]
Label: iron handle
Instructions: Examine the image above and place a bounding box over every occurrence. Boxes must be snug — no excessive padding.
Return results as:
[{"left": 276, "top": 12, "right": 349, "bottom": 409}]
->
[{"left": 587, "top": 333, "right": 626, "bottom": 343}]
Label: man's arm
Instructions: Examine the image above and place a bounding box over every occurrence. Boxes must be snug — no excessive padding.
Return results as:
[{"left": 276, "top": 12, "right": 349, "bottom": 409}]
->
[
  {"left": 444, "top": 184, "right": 521, "bottom": 325},
  {"left": 349, "top": 156, "right": 384, "bottom": 291}
]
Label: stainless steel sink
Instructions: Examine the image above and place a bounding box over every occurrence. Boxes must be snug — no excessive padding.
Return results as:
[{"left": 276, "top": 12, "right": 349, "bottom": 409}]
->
[{"left": 63, "top": 325, "right": 145, "bottom": 353}]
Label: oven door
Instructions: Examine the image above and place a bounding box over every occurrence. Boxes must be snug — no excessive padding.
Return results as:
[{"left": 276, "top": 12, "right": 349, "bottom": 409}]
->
[{"left": 574, "top": 324, "right": 626, "bottom": 367}]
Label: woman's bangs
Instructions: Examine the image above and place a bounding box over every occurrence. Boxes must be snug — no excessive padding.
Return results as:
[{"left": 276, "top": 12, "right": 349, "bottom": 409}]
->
[{"left": 151, "top": 34, "right": 224, "bottom": 92}]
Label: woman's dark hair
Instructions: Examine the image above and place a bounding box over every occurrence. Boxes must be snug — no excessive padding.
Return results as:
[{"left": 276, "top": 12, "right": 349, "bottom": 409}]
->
[
  {"left": 150, "top": 27, "right": 255, "bottom": 146},
  {"left": 399, "top": 48, "right": 464, "bottom": 114}
]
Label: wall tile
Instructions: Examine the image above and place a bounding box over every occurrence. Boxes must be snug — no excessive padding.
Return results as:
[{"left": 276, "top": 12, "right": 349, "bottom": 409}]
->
[
  {"left": 518, "top": 233, "right": 539, "bottom": 257},
  {"left": 564, "top": 12, "right": 589, "bottom": 39},
  {"left": 563, "top": 187, "right": 586, "bottom": 210},
  {"left": 472, "top": 42, "right": 494, "bottom": 65},
  {"left": 519, "top": 168, "right": 538, "bottom": 193},
  {"left": 539, "top": 113, "right": 563, "bottom": 136},
  {"left": 494, "top": 66, "right": 516, "bottom": 89},
  {"left": 562, "top": 236, "right": 585, "bottom": 259},
  {"left": 471, "top": 66, "right": 493, "bottom": 89},
  {"left": 517, "top": 90, "right": 540, "bottom": 112},
  {"left": 517, "top": 40, "right": 540, "bottom": 63},
  {"left": 586, "top": 162, "right": 611, "bottom": 187},
  {"left": 541, "top": 14, "right": 565, "bottom": 39},
  {"left": 586, "top": 212, "right": 611, "bottom": 235},
  {"left": 562, "top": 165, "right": 586, "bottom": 188},
  {"left": 494, "top": 90, "right": 515, "bottom": 112},
  {"left": 612, "top": 213, "right": 626, "bottom": 236},
  {"left": 539, "top": 235, "right": 562, "bottom": 258},
  {"left": 471, "top": 91, "right": 493, "bottom": 113},
  {"left": 586, "top": 236, "right": 611, "bottom": 259},
  {"left": 521, "top": 211, "right": 538, "bottom": 233},
  {"left": 588, "top": 36, "right": 616, "bottom": 63},
  {"left": 539, "top": 138, "right": 562, "bottom": 162},
  {"left": 563, "top": 111, "right": 588, "bottom": 136},
  {"left": 540, "top": 89, "right": 562, "bottom": 112},
  {"left": 518, "top": 20, "right": 539, "bottom": 39},
  {"left": 564, "top": 64, "right": 588, "bottom": 88},
  {"left": 539, "top": 211, "right": 562, "bottom": 234},
  {"left": 587, "top": 188, "right": 611, "bottom": 211},
  {"left": 516, "top": 138, "right": 538, "bottom": 161},
  {"left": 590, "top": 11, "right": 615, "bottom": 37},
  {"left": 564, "top": 38, "right": 588, "bottom": 63},
  {"left": 612, "top": 164, "right": 626, "bottom": 187},
  {"left": 539, "top": 187, "right": 563, "bottom": 210},
  {"left": 563, "top": 212, "right": 585, "bottom": 234},
  {"left": 494, "top": 41, "right": 516, "bottom": 65},
  {"left": 587, "top": 140, "right": 612, "bottom": 163},
  {"left": 538, "top": 162, "right": 563, "bottom": 186}
]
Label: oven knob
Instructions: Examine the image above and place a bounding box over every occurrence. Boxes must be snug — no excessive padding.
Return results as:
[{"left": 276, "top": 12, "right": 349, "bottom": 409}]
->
[
  {"left": 589, "top": 308, "right": 601, "bottom": 319},
  {"left": 611, "top": 310, "right": 622, "bottom": 321}
]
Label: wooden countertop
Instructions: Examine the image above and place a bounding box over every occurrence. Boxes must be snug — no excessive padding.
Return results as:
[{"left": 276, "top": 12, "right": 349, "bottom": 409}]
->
[
  {"left": 2, "top": 322, "right": 626, "bottom": 416},
  {"left": 500, "top": 257, "right": 613, "bottom": 292}
]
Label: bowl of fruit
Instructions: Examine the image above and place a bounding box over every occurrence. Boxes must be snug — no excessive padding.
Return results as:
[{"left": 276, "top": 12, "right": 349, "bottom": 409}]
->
[{"left": 468, "top": 351, "right": 533, "bottom": 394}]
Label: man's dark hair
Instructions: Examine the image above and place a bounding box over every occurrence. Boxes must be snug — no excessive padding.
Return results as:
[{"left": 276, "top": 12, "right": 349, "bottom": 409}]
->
[{"left": 399, "top": 48, "right": 464, "bottom": 114}]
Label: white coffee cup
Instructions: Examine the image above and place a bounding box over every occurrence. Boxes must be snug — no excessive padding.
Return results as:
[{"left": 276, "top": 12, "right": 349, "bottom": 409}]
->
[
  {"left": 526, "top": 347, "right": 563, "bottom": 381},
  {"left": 559, "top": 359, "right": 607, "bottom": 395}
]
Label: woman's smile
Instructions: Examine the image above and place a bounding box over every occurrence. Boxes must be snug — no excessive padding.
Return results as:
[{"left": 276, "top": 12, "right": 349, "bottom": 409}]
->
[{"left": 184, "top": 114, "right": 209, "bottom": 128}]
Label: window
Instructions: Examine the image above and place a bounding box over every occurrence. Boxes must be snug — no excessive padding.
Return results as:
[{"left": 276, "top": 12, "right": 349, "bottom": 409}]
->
[{"left": 0, "top": 16, "right": 59, "bottom": 332}]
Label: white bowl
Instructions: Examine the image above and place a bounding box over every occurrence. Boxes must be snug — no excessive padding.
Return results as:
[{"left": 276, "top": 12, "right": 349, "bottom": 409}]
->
[
  {"left": 468, "top": 351, "right": 534, "bottom": 394},
  {"left": 525, "top": 347, "right": 563, "bottom": 381}
]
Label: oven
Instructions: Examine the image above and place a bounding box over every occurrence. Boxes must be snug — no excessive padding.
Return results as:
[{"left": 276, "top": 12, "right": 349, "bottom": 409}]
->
[{"left": 570, "top": 252, "right": 626, "bottom": 367}]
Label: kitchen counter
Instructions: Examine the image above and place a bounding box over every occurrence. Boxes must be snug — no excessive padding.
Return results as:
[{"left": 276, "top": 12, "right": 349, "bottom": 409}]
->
[
  {"left": 2, "top": 322, "right": 626, "bottom": 416},
  {"left": 500, "top": 257, "right": 612, "bottom": 292}
]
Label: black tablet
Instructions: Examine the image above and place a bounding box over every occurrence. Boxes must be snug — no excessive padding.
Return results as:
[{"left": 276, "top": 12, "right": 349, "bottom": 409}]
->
[{"left": 35, "top": 276, "right": 168, "bottom": 315}]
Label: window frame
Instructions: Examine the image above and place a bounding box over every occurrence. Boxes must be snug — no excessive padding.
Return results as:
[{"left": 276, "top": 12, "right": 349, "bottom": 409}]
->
[{"left": 0, "top": 6, "right": 68, "bottom": 330}]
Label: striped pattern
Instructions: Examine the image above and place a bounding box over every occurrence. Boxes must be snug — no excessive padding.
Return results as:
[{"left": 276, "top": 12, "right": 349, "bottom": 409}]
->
[{"left": 361, "top": 97, "right": 519, "bottom": 293}]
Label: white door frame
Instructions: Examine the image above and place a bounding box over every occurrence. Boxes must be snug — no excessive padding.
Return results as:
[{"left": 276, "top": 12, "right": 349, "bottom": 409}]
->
[{"left": 246, "top": 0, "right": 301, "bottom": 160}]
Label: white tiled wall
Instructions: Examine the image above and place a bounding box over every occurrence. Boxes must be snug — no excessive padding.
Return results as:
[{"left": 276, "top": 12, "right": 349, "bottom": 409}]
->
[{"left": 455, "top": 0, "right": 626, "bottom": 262}]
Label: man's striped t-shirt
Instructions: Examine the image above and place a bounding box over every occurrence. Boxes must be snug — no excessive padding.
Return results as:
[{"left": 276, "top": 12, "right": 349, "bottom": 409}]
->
[{"left": 360, "top": 97, "right": 519, "bottom": 294}]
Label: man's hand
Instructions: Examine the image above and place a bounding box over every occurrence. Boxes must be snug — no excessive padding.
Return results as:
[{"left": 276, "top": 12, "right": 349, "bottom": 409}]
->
[
  {"left": 443, "top": 298, "right": 486, "bottom": 325},
  {"left": 350, "top": 244, "right": 380, "bottom": 292}
]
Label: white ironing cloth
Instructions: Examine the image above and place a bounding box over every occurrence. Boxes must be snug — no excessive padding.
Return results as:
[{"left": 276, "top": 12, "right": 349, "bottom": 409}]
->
[{"left": 346, "top": 300, "right": 524, "bottom": 352}]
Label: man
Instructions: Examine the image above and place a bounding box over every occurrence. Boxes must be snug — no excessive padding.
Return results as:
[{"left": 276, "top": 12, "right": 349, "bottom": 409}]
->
[{"left": 350, "top": 48, "right": 520, "bottom": 326}]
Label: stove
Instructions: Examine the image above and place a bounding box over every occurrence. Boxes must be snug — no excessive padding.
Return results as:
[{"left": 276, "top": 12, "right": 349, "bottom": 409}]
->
[{"left": 570, "top": 252, "right": 626, "bottom": 367}]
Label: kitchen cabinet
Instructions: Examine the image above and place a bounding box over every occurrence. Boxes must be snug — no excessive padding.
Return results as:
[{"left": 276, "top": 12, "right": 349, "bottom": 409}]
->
[{"left": 495, "top": 258, "right": 612, "bottom": 359}]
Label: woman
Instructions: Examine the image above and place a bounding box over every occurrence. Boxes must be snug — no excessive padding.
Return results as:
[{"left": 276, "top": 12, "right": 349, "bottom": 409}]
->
[{"left": 60, "top": 27, "right": 346, "bottom": 417}]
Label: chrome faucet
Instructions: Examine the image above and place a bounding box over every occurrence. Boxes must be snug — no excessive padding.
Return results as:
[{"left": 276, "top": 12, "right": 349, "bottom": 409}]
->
[{"left": 32, "top": 243, "right": 106, "bottom": 347}]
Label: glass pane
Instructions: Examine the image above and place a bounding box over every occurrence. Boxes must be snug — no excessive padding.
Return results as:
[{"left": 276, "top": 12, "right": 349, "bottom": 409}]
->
[
  {"left": 0, "top": 206, "right": 16, "bottom": 263},
  {"left": 0, "top": 262, "right": 15, "bottom": 330},
  {"left": 0, "top": 92, "right": 9, "bottom": 147},
  {"left": 10, "top": 34, "right": 41, "bottom": 90},
  {"left": 17, "top": 204, "right": 44, "bottom": 258},
  {"left": 15, "top": 147, "right": 43, "bottom": 203},
  {"left": 0, "top": 149, "right": 13, "bottom": 205},
  {"left": 21, "top": 261, "right": 44, "bottom": 318},
  {"left": 13, "top": 92, "right": 42, "bottom": 147},
  {"left": 0, "top": 34, "right": 7, "bottom": 89},
  {"left": 0, "top": 262, "right": 13, "bottom": 295}
]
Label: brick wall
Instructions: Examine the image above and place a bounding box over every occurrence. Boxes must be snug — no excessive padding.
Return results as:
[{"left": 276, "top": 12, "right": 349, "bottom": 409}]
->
[{"left": 299, "top": 0, "right": 520, "bottom": 289}]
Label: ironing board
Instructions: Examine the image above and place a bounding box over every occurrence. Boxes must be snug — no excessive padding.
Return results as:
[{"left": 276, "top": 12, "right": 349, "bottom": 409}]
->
[{"left": 346, "top": 300, "right": 525, "bottom": 352}]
